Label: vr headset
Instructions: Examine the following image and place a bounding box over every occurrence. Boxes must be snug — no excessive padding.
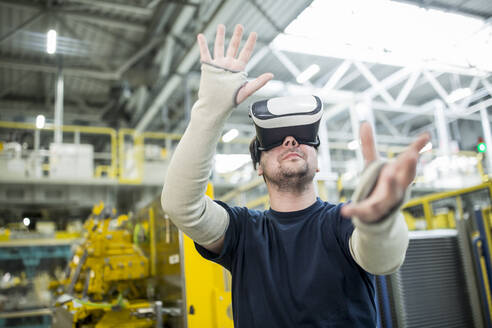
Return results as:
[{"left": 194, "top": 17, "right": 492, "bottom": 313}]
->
[
  {"left": 249, "top": 95, "right": 323, "bottom": 165},
  {"left": 250, "top": 95, "right": 323, "bottom": 150}
]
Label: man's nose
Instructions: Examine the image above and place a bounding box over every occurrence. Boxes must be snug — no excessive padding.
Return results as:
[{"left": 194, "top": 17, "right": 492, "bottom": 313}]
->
[{"left": 282, "top": 136, "right": 299, "bottom": 148}]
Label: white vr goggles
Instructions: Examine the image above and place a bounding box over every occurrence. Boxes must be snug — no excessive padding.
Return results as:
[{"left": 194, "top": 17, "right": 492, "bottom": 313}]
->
[{"left": 249, "top": 95, "right": 323, "bottom": 151}]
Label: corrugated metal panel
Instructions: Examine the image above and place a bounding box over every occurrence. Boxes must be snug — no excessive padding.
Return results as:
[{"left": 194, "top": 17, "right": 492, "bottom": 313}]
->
[
  {"left": 384, "top": 230, "right": 476, "bottom": 328},
  {"left": 463, "top": 0, "right": 492, "bottom": 15}
]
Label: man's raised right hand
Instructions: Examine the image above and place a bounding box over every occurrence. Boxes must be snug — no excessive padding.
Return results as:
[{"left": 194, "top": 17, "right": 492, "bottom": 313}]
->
[{"left": 197, "top": 24, "right": 273, "bottom": 105}]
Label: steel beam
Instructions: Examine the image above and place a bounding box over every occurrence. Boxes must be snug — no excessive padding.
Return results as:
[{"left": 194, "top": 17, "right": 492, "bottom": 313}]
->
[
  {"left": 481, "top": 78, "right": 492, "bottom": 96},
  {"left": 156, "top": 5, "right": 196, "bottom": 77},
  {"left": 0, "top": 103, "right": 103, "bottom": 123},
  {"left": 322, "top": 60, "right": 351, "bottom": 92},
  {"left": 54, "top": 15, "right": 112, "bottom": 72},
  {"left": 0, "top": 0, "right": 42, "bottom": 11},
  {"left": 0, "top": 0, "right": 147, "bottom": 32},
  {"left": 461, "top": 98, "right": 492, "bottom": 116},
  {"left": 0, "top": 11, "right": 44, "bottom": 44},
  {"left": 271, "top": 48, "right": 303, "bottom": 81},
  {"left": 395, "top": 70, "right": 420, "bottom": 107},
  {"left": 65, "top": 0, "right": 153, "bottom": 16},
  {"left": 375, "top": 111, "right": 401, "bottom": 137},
  {"left": 354, "top": 61, "right": 397, "bottom": 106},
  {"left": 390, "top": 0, "right": 491, "bottom": 20},
  {"left": 0, "top": 57, "right": 119, "bottom": 80},
  {"left": 423, "top": 70, "right": 458, "bottom": 111},
  {"left": 245, "top": 46, "right": 270, "bottom": 73},
  {"left": 362, "top": 66, "right": 413, "bottom": 101},
  {"left": 328, "top": 131, "right": 414, "bottom": 144},
  {"left": 0, "top": 72, "right": 33, "bottom": 99},
  {"left": 62, "top": 11, "right": 147, "bottom": 33},
  {"left": 158, "top": 37, "right": 175, "bottom": 77},
  {"left": 116, "top": 37, "right": 163, "bottom": 76},
  {"left": 76, "top": 21, "right": 138, "bottom": 48}
]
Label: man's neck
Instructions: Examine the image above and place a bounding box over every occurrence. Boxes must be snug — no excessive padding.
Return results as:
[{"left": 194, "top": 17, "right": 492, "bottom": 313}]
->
[{"left": 267, "top": 182, "right": 317, "bottom": 212}]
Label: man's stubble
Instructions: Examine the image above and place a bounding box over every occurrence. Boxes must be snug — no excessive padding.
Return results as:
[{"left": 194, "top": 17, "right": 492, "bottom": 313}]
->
[{"left": 262, "top": 155, "right": 316, "bottom": 194}]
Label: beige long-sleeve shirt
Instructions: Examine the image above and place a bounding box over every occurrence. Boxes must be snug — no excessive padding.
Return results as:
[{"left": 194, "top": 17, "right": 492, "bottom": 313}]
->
[{"left": 161, "top": 64, "right": 409, "bottom": 275}]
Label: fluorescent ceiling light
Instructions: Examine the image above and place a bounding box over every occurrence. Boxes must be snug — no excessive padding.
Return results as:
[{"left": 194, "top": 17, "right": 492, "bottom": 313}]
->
[
  {"left": 36, "top": 114, "right": 45, "bottom": 129},
  {"left": 419, "top": 142, "right": 432, "bottom": 153},
  {"left": 222, "top": 128, "right": 239, "bottom": 143},
  {"left": 272, "top": 0, "right": 492, "bottom": 72},
  {"left": 296, "top": 64, "right": 320, "bottom": 84},
  {"left": 215, "top": 154, "right": 251, "bottom": 174},
  {"left": 348, "top": 140, "right": 359, "bottom": 150},
  {"left": 447, "top": 88, "right": 472, "bottom": 103},
  {"left": 46, "top": 29, "right": 57, "bottom": 54}
]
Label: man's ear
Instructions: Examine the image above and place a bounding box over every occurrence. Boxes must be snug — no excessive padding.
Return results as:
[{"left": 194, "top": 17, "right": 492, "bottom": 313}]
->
[{"left": 258, "top": 164, "right": 263, "bottom": 176}]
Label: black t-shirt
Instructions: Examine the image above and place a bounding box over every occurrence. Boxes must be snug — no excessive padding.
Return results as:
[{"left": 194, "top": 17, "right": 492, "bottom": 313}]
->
[{"left": 195, "top": 198, "right": 376, "bottom": 328}]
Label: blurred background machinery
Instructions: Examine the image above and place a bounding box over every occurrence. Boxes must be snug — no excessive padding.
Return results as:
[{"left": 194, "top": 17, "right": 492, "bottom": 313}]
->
[{"left": 52, "top": 186, "right": 233, "bottom": 328}]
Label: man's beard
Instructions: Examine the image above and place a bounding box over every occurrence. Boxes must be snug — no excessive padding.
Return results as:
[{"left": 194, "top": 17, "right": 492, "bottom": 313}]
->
[{"left": 262, "top": 151, "right": 316, "bottom": 194}]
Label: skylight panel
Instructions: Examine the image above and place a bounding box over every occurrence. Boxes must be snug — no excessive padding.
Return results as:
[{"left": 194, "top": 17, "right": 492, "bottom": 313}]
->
[{"left": 272, "top": 0, "right": 491, "bottom": 72}]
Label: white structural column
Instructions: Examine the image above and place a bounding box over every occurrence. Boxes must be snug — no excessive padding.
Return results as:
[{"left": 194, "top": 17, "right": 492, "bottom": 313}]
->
[
  {"left": 480, "top": 106, "right": 492, "bottom": 175},
  {"left": 356, "top": 99, "right": 377, "bottom": 144},
  {"left": 34, "top": 129, "right": 40, "bottom": 150},
  {"left": 54, "top": 67, "right": 64, "bottom": 144},
  {"left": 349, "top": 103, "right": 364, "bottom": 170},
  {"left": 318, "top": 114, "right": 332, "bottom": 174},
  {"left": 434, "top": 100, "right": 450, "bottom": 157}
]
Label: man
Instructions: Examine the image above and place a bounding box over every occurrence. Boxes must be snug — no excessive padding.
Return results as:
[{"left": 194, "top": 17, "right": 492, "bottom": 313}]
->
[{"left": 162, "top": 24, "right": 429, "bottom": 327}]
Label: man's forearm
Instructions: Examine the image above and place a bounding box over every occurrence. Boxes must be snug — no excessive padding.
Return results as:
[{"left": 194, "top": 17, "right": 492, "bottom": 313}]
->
[
  {"left": 349, "top": 161, "right": 409, "bottom": 275},
  {"left": 161, "top": 64, "right": 246, "bottom": 245}
]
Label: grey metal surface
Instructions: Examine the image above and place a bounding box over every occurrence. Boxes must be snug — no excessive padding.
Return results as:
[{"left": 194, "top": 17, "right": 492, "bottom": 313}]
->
[
  {"left": 388, "top": 230, "right": 476, "bottom": 328},
  {"left": 456, "top": 217, "right": 485, "bottom": 328}
]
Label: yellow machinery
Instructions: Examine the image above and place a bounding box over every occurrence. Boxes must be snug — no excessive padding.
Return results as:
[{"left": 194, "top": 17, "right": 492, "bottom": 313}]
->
[
  {"left": 54, "top": 184, "right": 233, "bottom": 328},
  {"left": 53, "top": 202, "right": 155, "bottom": 327},
  {"left": 133, "top": 183, "right": 234, "bottom": 328}
]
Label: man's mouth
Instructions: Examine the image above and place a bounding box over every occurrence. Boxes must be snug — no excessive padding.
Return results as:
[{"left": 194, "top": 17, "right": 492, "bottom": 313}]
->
[{"left": 282, "top": 152, "right": 303, "bottom": 160}]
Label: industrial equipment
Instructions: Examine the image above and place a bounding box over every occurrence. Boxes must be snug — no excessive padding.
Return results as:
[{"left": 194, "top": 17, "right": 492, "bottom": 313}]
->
[
  {"left": 0, "top": 220, "right": 76, "bottom": 328},
  {"left": 54, "top": 184, "right": 233, "bottom": 328},
  {"left": 53, "top": 202, "right": 157, "bottom": 327},
  {"left": 377, "top": 181, "right": 492, "bottom": 328}
]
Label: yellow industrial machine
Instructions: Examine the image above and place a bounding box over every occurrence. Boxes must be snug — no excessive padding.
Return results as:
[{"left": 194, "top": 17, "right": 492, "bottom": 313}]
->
[
  {"left": 53, "top": 201, "right": 156, "bottom": 327},
  {"left": 133, "top": 183, "right": 234, "bottom": 328},
  {"left": 54, "top": 184, "right": 233, "bottom": 328}
]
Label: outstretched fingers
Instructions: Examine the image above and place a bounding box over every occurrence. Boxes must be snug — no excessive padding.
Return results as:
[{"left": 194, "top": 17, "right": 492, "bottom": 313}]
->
[
  {"left": 238, "top": 32, "right": 257, "bottom": 64},
  {"left": 197, "top": 34, "right": 212, "bottom": 63},
  {"left": 341, "top": 164, "right": 401, "bottom": 221},
  {"left": 235, "top": 73, "right": 274, "bottom": 104},
  {"left": 394, "top": 133, "right": 430, "bottom": 186},
  {"left": 360, "top": 122, "right": 378, "bottom": 166},
  {"left": 214, "top": 24, "right": 225, "bottom": 59},
  {"left": 226, "top": 24, "right": 244, "bottom": 58}
]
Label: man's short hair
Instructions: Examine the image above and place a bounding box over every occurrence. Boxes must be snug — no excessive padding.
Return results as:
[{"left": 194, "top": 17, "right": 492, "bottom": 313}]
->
[{"left": 249, "top": 137, "right": 261, "bottom": 170}]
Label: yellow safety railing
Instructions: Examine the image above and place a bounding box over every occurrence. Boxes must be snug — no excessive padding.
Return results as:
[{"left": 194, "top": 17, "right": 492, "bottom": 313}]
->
[
  {"left": 402, "top": 181, "right": 492, "bottom": 230},
  {"left": 0, "top": 121, "right": 117, "bottom": 179}
]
